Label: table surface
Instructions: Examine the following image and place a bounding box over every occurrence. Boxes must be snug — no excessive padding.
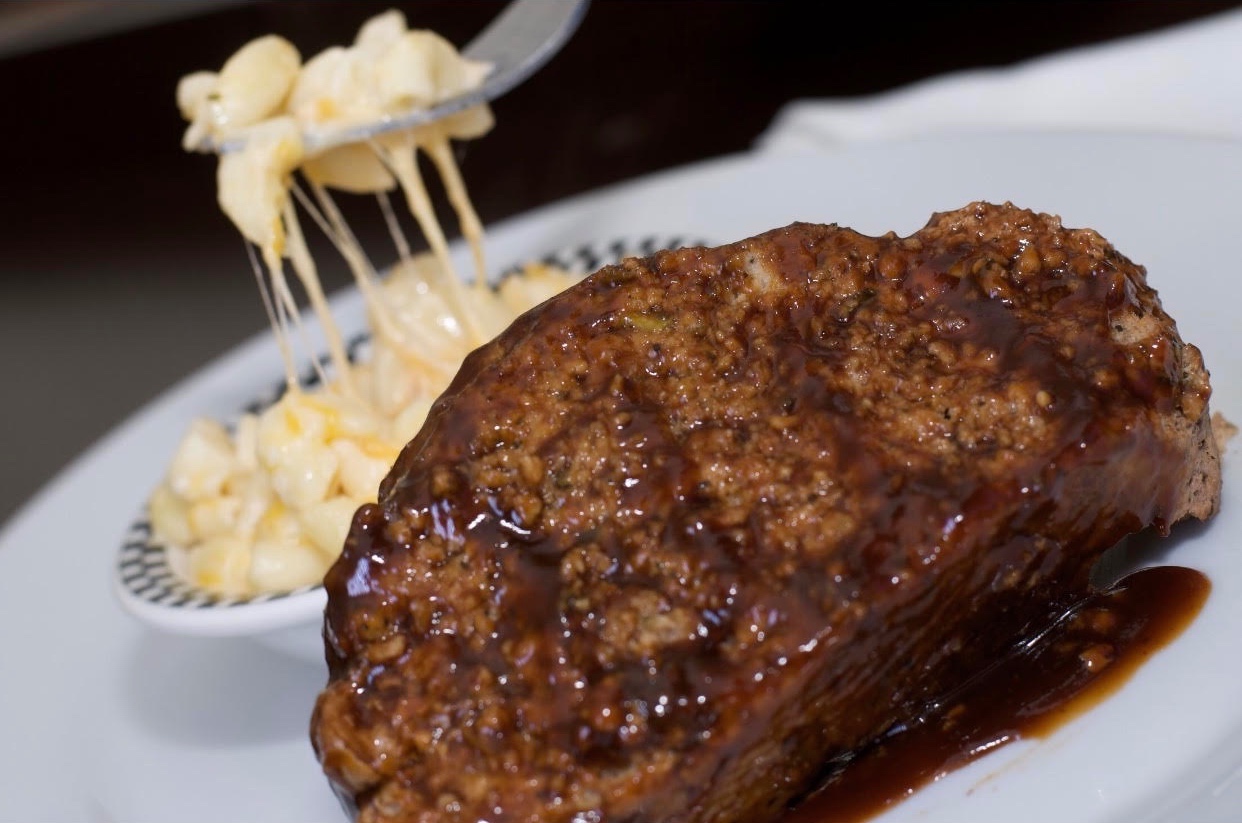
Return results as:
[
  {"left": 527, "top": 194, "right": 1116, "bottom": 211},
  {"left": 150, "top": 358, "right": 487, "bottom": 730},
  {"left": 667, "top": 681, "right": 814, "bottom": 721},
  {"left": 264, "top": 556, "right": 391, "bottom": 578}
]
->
[{"left": 3, "top": 0, "right": 1238, "bottom": 525}]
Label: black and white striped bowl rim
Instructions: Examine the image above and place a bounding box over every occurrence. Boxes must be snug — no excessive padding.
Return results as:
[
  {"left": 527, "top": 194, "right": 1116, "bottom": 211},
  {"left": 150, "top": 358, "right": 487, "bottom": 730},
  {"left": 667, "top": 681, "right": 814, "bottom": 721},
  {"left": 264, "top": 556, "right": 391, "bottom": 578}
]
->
[{"left": 114, "top": 235, "right": 710, "bottom": 632}]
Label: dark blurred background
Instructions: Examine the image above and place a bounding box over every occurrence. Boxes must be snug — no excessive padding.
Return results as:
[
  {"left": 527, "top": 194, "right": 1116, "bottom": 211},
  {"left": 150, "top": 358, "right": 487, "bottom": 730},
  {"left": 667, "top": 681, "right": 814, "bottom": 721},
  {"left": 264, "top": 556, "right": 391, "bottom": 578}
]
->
[{"left": 2, "top": 0, "right": 1238, "bottom": 524}]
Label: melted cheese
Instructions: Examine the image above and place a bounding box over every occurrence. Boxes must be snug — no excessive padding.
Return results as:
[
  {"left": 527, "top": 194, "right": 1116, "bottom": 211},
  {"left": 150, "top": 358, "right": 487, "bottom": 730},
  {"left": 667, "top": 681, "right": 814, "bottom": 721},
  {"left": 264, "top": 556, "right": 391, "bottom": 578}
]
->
[
  {"left": 158, "top": 9, "right": 582, "bottom": 596},
  {"left": 177, "top": 9, "right": 495, "bottom": 392}
]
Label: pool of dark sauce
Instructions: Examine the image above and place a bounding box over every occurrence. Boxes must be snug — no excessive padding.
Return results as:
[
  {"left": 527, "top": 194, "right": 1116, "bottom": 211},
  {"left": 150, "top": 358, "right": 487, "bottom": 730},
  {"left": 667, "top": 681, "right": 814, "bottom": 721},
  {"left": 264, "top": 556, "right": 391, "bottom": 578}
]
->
[{"left": 781, "top": 564, "right": 1210, "bottom": 823}]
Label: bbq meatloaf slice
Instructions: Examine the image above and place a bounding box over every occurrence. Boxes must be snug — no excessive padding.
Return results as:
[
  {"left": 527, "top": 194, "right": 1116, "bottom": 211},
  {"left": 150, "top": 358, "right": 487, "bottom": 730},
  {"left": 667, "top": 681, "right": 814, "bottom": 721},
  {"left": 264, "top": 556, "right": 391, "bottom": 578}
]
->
[{"left": 312, "top": 202, "right": 1221, "bottom": 823}]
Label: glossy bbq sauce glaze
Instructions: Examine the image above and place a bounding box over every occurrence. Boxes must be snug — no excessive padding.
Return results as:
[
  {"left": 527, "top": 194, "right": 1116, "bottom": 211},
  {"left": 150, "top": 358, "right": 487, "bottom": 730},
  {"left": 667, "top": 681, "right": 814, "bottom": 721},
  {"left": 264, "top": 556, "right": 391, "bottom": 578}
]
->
[
  {"left": 782, "top": 564, "right": 1210, "bottom": 823},
  {"left": 313, "top": 208, "right": 1223, "bottom": 823}
]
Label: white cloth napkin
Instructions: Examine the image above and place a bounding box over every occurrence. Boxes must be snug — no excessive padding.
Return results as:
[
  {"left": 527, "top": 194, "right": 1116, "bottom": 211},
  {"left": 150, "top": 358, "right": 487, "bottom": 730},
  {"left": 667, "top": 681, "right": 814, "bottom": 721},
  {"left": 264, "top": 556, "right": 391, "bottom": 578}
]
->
[{"left": 757, "top": 7, "right": 1242, "bottom": 153}]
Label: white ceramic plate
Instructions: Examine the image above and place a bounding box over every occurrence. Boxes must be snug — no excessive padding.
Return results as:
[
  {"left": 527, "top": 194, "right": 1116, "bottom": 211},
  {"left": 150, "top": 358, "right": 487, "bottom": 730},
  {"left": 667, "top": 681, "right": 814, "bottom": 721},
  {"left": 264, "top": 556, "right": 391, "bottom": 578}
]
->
[{"left": 2, "top": 133, "right": 1239, "bottom": 823}]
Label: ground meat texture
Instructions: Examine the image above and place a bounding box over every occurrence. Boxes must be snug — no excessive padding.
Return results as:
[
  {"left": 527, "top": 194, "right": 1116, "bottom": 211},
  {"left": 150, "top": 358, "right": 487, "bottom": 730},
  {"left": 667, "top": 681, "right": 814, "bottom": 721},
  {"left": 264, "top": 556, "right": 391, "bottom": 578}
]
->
[{"left": 311, "top": 202, "right": 1222, "bottom": 823}]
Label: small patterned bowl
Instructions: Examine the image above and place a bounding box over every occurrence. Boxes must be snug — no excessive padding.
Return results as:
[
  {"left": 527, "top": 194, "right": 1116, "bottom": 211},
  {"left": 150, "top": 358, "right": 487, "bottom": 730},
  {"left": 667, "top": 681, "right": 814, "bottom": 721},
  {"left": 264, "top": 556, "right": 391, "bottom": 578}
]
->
[{"left": 113, "top": 235, "right": 706, "bottom": 662}]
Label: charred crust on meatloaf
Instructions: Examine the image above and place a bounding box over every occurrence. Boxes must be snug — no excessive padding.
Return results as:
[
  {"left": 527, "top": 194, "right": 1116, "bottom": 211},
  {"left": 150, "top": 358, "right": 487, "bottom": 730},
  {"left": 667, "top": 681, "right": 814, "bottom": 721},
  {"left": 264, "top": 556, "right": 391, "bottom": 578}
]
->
[{"left": 312, "top": 202, "right": 1220, "bottom": 823}]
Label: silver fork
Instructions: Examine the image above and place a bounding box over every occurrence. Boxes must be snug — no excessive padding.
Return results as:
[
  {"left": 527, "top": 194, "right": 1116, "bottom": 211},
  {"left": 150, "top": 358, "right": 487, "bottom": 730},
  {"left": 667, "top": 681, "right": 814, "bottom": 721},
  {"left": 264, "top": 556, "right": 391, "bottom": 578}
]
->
[{"left": 205, "top": 0, "right": 590, "bottom": 154}]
